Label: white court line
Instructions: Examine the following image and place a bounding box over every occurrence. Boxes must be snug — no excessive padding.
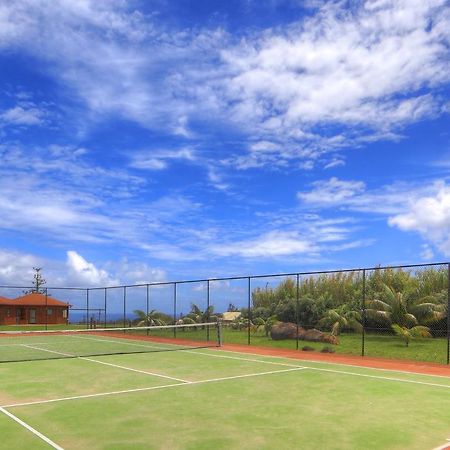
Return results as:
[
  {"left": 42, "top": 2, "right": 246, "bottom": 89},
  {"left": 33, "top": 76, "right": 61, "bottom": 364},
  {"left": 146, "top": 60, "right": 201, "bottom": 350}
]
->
[
  {"left": 306, "top": 366, "right": 450, "bottom": 389},
  {"left": 0, "top": 406, "right": 64, "bottom": 450},
  {"left": 81, "top": 357, "right": 190, "bottom": 383},
  {"left": 23, "top": 345, "right": 73, "bottom": 357},
  {"left": 22, "top": 344, "right": 191, "bottom": 383},
  {"left": 186, "top": 350, "right": 450, "bottom": 389},
  {"left": 190, "top": 347, "right": 450, "bottom": 379},
  {"left": 2, "top": 367, "right": 305, "bottom": 408},
  {"left": 67, "top": 333, "right": 450, "bottom": 381}
]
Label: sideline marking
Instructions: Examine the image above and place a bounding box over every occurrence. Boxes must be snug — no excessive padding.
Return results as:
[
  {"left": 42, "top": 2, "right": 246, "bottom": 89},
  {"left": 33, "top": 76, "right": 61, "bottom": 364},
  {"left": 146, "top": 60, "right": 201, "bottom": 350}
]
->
[
  {"left": 191, "top": 347, "right": 450, "bottom": 379},
  {"left": 23, "top": 344, "right": 191, "bottom": 383},
  {"left": 69, "top": 334, "right": 450, "bottom": 380},
  {"left": 2, "top": 367, "right": 305, "bottom": 408},
  {"left": 81, "top": 357, "right": 191, "bottom": 383},
  {"left": 186, "top": 349, "right": 450, "bottom": 389},
  {"left": 0, "top": 406, "right": 64, "bottom": 450}
]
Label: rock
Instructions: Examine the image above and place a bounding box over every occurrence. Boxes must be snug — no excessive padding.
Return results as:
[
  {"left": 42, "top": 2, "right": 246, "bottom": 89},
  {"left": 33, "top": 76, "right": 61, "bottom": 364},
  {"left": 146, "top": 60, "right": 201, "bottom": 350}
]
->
[
  {"left": 270, "top": 322, "right": 338, "bottom": 344},
  {"left": 270, "top": 322, "right": 299, "bottom": 340}
]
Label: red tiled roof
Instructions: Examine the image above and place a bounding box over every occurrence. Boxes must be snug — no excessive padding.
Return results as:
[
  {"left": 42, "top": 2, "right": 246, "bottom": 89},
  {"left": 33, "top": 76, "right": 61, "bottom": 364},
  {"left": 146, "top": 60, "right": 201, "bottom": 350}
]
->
[
  {"left": 0, "top": 296, "right": 12, "bottom": 305},
  {"left": 1, "top": 293, "right": 70, "bottom": 307}
]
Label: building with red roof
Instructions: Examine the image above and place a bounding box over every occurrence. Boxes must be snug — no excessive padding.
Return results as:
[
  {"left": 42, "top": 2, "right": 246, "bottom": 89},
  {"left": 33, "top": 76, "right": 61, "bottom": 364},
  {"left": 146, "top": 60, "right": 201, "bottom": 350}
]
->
[{"left": 0, "top": 293, "right": 70, "bottom": 325}]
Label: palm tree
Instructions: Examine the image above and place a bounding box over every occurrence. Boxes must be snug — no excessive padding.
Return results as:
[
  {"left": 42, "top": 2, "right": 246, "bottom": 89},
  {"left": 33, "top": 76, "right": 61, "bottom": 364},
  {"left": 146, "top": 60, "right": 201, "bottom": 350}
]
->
[
  {"left": 185, "top": 303, "right": 218, "bottom": 324},
  {"left": 133, "top": 309, "right": 167, "bottom": 327},
  {"left": 252, "top": 316, "right": 278, "bottom": 337},
  {"left": 391, "top": 324, "right": 431, "bottom": 347},
  {"left": 365, "top": 284, "right": 444, "bottom": 344},
  {"left": 319, "top": 305, "right": 362, "bottom": 336}
]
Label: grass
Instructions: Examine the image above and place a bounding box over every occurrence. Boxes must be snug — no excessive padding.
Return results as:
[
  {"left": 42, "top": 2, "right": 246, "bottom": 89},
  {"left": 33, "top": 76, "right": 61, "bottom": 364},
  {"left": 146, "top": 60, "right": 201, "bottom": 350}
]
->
[
  {"left": 221, "top": 329, "right": 450, "bottom": 364},
  {"left": 1, "top": 323, "right": 449, "bottom": 364},
  {"left": 1, "top": 338, "right": 450, "bottom": 449}
]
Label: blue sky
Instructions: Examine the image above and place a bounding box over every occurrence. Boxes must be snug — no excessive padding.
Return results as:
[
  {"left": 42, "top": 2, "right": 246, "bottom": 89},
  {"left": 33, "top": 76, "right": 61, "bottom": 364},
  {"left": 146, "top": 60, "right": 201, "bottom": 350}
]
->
[{"left": 0, "top": 0, "right": 450, "bottom": 288}]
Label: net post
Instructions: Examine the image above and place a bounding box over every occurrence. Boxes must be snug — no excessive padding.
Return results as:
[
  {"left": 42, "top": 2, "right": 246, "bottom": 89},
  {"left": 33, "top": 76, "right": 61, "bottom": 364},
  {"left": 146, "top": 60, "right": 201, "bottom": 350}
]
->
[
  {"left": 296, "top": 273, "right": 300, "bottom": 350},
  {"left": 146, "top": 284, "right": 150, "bottom": 336},
  {"left": 173, "top": 282, "right": 177, "bottom": 338},
  {"left": 247, "top": 277, "right": 251, "bottom": 345},
  {"left": 86, "top": 289, "right": 90, "bottom": 329},
  {"left": 447, "top": 263, "right": 450, "bottom": 365},
  {"left": 206, "top": 280, "right": 210, "bottom": 342},
  {"left": 217, "top": 320, "right": 223, "bottom": 347},
  {"left": 103, "top": 288, "right": 107, "bottom": 329},
  {"left": 362, "top": 269, "right": 366, "bottom": 357},
  {"left": 45, "top": 287, "right": 48, "bottom": 331}
]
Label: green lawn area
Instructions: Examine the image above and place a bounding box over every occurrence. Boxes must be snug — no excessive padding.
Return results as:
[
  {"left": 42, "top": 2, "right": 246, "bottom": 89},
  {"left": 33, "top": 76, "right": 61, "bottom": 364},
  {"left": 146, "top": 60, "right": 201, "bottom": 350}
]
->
[
  {"left": 1, "top": 323, "right": 449, "bottom": 364},
  {"left": 220, "top": 328, "right": 450, "bottom": 364},
  {"left": 1, "top": 346, "right": 450, "bottom": 449}
]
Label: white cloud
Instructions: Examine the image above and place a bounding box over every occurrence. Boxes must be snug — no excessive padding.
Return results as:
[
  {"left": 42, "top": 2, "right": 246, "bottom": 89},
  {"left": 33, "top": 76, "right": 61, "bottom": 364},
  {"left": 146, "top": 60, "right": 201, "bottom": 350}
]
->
[
  {"left": 212, "top": 230, "right": 316, "bottom": 258},
  {"left": 1, "top": 0, "right": 449, "bottom": 171},
  {"left": 129, "top": 148, "right": 196, "bottom": 171},
  {"left": 388, "top": 183, "right": 450, "bottom": 255},
  {"left": 0, "top": 249, "right": 42, "bottom": 286},
  {"left": 298, "top": 177, "right": 366, "bottom": 206},
  {"left": 66, "top": 251, "right": 117, "bottom": 287},
  {"left": 420, "top": 244, "right": 435, "bottom": 261},
  {"left": 0, "top": 105, "right": 44, "bottom": 125},
  {"left": 324, "top": 158, "right": 345, "bottom": 170}
]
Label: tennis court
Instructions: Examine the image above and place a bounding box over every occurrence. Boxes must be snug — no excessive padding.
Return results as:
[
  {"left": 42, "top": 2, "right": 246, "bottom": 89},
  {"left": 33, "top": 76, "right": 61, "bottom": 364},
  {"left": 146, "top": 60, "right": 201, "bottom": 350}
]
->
[{"left": 1, "top": 323, "right": 450, "bottom": 450}]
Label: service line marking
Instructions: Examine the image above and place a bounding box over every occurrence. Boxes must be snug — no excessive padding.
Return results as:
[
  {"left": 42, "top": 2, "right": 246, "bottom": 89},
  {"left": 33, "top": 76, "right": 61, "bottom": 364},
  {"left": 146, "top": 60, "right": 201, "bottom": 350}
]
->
[
  {"left": 0, "top": 406, "right": 64, "bottom": 450},
  {"left": 22, "top": 344, "right": 191, "bottom": 383},
  {"left": 2, "top": 367, "right": 305, "bottom": 408}
]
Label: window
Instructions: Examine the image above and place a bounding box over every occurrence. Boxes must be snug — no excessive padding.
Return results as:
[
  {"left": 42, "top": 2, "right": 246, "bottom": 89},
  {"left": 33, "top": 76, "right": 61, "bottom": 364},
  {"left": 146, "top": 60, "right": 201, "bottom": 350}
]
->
[
  {"left": 47, "top": 308, "right": 53, "bottom": 316},
  {"left": 6, "top": 309, "right": 10, "bottom": 317},
  {"left": 62, "top": 309, "right": 68, "bottom": 319}
]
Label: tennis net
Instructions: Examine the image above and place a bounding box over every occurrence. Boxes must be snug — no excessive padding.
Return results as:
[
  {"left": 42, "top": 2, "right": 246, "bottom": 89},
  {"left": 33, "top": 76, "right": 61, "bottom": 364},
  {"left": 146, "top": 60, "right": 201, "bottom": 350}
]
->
[{"left": 0, "top": 322, "right": 222, "bottom": 363}]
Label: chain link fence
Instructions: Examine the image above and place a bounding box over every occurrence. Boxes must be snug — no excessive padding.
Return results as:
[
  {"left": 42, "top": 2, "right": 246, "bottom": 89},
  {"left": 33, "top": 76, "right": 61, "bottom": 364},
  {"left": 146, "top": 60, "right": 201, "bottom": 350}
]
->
[{"left": 1, "top": 262, "right": 449, "bottom": 364}]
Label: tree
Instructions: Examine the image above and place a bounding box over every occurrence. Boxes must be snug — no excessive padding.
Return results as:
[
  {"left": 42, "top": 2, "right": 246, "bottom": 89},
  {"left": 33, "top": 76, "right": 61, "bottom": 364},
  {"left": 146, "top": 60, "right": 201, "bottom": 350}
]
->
[
  {"left": 319, "top": 305, "right": 362, "bottom": 336},
  {"left": 365, "top": 284, "right": 444, "bottom": 345},
  {"left": 366, "top": 284, "right": 444, "bottom": 328},
  {"left": 252, "top": 316, "right": 278, "bottom": 337},
  {"left": 184, "top": 303, "right": 218, "bottom": 323},
  {"left": 25, "top": 267, "right": 47, "bottom": 294},
  {"left": 391, "top": 324, "right": 431, "bottom": 347},
  {"left": 133, "top": 309, "right": 167, "bottom": 326}
]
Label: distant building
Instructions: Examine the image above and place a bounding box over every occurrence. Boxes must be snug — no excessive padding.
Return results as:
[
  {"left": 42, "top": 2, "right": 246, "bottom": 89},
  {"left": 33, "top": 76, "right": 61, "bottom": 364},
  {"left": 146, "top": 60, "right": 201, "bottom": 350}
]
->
[
  {"left": 221, "top": 311, "right": 242, "bottom": 323},
  {"left": 0, "top": 293, "right": 70, "bottom": 325}
]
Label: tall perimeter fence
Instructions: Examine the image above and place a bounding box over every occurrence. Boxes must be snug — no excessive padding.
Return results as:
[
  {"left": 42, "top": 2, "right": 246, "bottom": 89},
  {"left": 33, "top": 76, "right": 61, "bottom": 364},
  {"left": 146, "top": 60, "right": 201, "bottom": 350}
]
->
[{"left": 1, "top": 262, "right": 449, "bottom": 365}]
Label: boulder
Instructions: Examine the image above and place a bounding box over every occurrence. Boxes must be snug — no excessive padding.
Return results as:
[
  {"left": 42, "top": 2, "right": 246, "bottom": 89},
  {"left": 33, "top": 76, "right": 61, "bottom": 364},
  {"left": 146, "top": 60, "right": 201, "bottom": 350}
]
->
[
  {"left": 270, "top": 322, "right": 338, "bottom": 344},
  {"left": 270, "top": 322, "right": 299, "bottom": 340}
]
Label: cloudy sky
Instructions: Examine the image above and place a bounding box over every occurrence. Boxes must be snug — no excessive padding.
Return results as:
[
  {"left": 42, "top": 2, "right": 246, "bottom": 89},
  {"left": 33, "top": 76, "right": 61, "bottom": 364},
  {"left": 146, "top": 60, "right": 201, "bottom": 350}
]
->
[{"left": 0, "top": 0, "right": 450, "bottom": 287}]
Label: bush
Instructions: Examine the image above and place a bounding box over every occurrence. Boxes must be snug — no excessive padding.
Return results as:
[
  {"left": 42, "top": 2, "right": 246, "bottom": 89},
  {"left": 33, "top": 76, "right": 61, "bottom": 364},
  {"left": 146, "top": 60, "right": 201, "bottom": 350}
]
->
[{"left": 301, "top": 345, "right": 315, "bottom": 351}]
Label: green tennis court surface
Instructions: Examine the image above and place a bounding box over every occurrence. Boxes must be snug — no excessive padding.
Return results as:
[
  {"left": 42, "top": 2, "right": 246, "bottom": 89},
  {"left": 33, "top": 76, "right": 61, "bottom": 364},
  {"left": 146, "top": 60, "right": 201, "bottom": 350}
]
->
[{"left": 1, "top": 332, "right": 450, "bottom": 449}]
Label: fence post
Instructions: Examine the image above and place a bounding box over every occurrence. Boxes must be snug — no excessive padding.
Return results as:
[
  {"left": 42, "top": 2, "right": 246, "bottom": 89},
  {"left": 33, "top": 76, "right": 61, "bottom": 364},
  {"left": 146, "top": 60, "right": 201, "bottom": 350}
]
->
[
  {"left": 296, "top": 273, "right": 300, "bottom": 350},
  {"left": 447, "top": 264, "right": 450, "bottom": 365},
  {"left": 123, "top": 286, "right": 127, "bottom": 331},
  {"left": 362, "top": 269, "right": 366, "bottom": 357},
  {"left": 247, "top": 277, "right": 251, "bottom": 345},
  {"left": 173, "top": 282, "right": 177, "bottom": 338},
  {"left": 45, "top": 287, "right": 48, "bottom": 331},
  {"left": 104, "top": 288, "right": 107, "bottom": 328},
  {"left": 86, "top": 289, "right": 90, "bottom": 329},
  {"left": 207, "top": 280, "right": 210, "bottom": 342},
  {"left": 146, "top": 284, "right": 150, "bottom": 336}
]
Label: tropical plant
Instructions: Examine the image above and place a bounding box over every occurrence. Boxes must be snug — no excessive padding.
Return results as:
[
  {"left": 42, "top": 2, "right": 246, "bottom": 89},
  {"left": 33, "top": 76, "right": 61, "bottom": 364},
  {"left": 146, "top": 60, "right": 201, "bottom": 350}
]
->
[
  {"left": 252, "top": 315, "right": 278, "bottom": 336},
  {"left": 184, "top": 303, "right": 218, "bottom": 324},
  {"left": 133, "top": 309, "right": 167, "bottom": 326},
  {"left": 319, "top": 305, "right": 362, "bottom": 336},
  {"left": 365, "top": 284, "right": 445, "bottom": 328},
  {"left": 391, "top": 324, "right": 431, "bottom": 347}
]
